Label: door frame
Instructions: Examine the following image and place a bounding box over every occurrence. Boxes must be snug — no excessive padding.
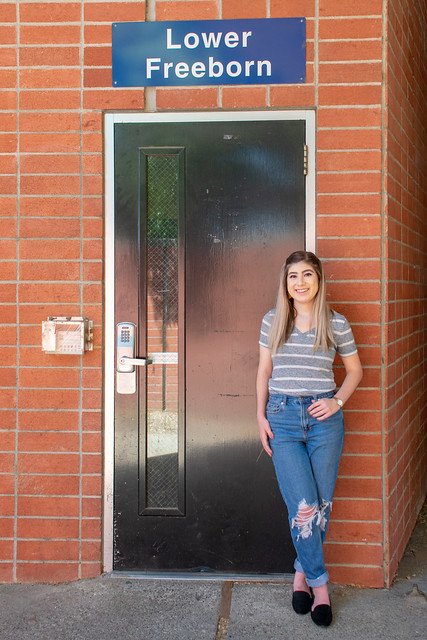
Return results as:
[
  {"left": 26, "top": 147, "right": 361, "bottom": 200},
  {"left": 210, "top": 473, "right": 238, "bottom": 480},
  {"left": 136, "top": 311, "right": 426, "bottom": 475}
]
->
[{"left": 103, "top": 110, "right": 316, "bottom": 575}]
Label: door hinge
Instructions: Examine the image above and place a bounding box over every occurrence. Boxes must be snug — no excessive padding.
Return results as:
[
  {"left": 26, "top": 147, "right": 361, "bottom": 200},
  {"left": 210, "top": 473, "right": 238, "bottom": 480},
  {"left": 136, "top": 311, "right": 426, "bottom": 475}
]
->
[{"left": 304, "top": 145, "right": 308, "bottom": 176}]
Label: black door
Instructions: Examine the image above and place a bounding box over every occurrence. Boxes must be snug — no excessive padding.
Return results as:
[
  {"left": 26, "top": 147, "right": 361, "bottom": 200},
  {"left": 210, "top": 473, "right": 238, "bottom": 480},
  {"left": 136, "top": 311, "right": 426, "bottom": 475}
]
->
[{"left": 114, "top": 118, "right": 305, "bottom": 573}]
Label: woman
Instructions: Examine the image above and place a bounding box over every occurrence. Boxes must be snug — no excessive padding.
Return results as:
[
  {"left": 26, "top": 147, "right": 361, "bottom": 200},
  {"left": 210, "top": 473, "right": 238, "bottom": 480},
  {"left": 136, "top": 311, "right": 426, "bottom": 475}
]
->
[{"left": 256, "top": 251, "right": 362, "bottom": 627}]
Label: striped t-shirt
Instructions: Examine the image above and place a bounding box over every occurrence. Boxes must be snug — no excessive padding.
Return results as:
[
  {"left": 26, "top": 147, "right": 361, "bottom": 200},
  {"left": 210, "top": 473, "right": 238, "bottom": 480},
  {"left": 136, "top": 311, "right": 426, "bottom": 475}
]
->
[{"left": 259, "top": 309, "right": 358, "bottom": 396}]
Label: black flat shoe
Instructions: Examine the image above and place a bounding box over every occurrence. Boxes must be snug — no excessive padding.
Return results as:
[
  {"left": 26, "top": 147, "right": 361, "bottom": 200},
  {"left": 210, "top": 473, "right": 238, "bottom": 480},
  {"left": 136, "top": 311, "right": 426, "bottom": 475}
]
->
[
  {"left": 311, "top": 603, "right": 333, "bottom": 627},
  {"left": 292, "top": 590, "right": 313, "bottom": 615}
]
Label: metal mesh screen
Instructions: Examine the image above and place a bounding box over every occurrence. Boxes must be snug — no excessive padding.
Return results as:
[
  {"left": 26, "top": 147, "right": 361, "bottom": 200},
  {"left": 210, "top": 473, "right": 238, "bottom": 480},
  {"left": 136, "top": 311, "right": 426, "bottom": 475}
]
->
[{"left": 145, "top": 154, "right": 179, "bottom": 510}]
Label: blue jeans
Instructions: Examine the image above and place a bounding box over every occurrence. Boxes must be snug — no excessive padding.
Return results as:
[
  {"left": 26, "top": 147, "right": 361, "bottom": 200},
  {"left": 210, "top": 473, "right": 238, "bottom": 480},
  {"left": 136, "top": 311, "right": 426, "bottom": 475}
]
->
[{"left": 267, "top": 391, "right": 344, "bottom": 588}]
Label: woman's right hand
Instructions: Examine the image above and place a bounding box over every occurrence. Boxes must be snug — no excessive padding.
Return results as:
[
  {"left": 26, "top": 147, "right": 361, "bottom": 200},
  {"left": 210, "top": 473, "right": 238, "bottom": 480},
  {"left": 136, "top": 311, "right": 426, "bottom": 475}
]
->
[{"left": 258, "top": 415, "right": 274, "bottom": 457}]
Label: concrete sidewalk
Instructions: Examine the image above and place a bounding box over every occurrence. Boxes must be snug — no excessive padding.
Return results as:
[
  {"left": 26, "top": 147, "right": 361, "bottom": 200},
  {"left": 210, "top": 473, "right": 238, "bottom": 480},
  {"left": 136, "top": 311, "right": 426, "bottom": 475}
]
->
[{"left": 1, "top": 504, "right": 425, "bottom": 640}]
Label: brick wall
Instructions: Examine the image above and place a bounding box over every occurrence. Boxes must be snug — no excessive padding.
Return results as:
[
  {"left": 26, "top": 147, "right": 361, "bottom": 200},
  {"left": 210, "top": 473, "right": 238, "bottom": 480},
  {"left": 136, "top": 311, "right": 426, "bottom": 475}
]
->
[
  {"left": 0, "top": 0, "right": 425, "bottom": 585},
  {"left": 384, "top": 0, "right": 427, "bottom": 584}
]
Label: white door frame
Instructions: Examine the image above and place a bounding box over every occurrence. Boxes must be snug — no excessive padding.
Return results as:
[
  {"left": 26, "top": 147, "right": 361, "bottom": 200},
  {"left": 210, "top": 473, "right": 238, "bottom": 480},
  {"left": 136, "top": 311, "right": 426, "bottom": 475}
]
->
[{"left": 103, "top": 110, "right": 316, "bottom": 574}]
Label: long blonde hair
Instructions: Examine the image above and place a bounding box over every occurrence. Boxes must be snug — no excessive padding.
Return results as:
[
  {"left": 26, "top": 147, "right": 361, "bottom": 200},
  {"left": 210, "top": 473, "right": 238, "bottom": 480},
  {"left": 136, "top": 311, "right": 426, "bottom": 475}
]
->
[{"left": 268, "top": 251, "right": 334, "bottom": 354}]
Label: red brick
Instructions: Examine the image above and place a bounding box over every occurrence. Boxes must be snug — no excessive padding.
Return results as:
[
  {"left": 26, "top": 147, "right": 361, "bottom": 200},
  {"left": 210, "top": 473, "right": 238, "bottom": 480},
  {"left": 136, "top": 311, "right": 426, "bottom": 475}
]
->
[
  {"left": 20, "top": 197, "right": 81, "bottom": 218},
  {"left": 82, "top": 114, "right": 102, "bottom": 132},
  {"left": 20, "top": 2, "right": 81, "bottom": 23},
  {"left": 84, "top": 2, "right": 145, "bottom": 22},
  {"left": 18, "top": 474, "right": 80, "bottom": 496},
  {"left": 83, "top": 89, "right": 144, "bottom": 110},
  {"left": 319, "top": 18, "right": 382, "bottom": 39},
  {"left": 16, "top": 562, "right": 79, "bottom": 583},
  {"left": 318, "top": 215, "right": 381, "bottom": 237},
  {"left": 317, "top": 193, "right": 381, "bottom": 215},
  {"left": 83, "top": 262, "right": 103, "bottom": 282},
  {"left": 0, "top": 47, "right": 16, "bottom": 66},
  {"left": 20, "top": 133, "right": 81, "bottom": 154},
  {"left": 82, "top": 132, "right": 102, "bottom": 153},
  {"left": 17, "top": 518, "right": 79, "bottom": 540},
  {"left": 222, "top": 86, "right": 267, "bottom": 108},
  {"left": 21, "top": 175, "right": 80, "bottom": 196},
  {"left": 0, "top": 367, "right": 16, "bottom": 386},
  {"left": 84, "top": 24, "right": 111, "bottom": 45},
  {"left": 318, "top": 171, "right": 381, "bottom": 194},
  {"left": 81, "top": 518, "right": 102, "bottom": 539},
  {"left": 318, "top": 238, "right": 381, "bottom": 258},
  {"left": 83, "top": 154, "right": 103, "bottom": 175},
  {"left": 81, "top": 563, "right": 102, "bottom": 579},
  {"left": 21, "top": 154, "right": 81, "bottom": 175},
  {"left": 83, "top": 197, "right": 103, "bottom": 219},
  {"left": 0, "top": 432, "right": 14, "bottom": 452},
  {"left": 18, "top": 410, "right": 78, "bottom": 431},
  {"left": 320, "top": 40, "right": 382, "bottom": 62},
  {"left": 317, "top": 107, "right": 382, "bottom": 128},
  {"left": 84, "top": 46, "right": 111, "bottom": 67},
  {"left": 82, "top": 497, "right": 101, "bottom": 518},
  {"left": 20, "top": 90, "right": 81, "bottom": 110},
  {"left": 18, "top": 388, "right": 80, "bottom": 410},
  {"left": 0, "top": 306, "right": 16, "bottom": 324},
  {"left": 82, "top": 433, "right": 102, "bottom": 453},
  {"left": 328, "top": 565, "right": 384, "bottom": 587},
  {"left": 0, "top": 134, "right": 17, "bottom": 154},
  {"left": 319, "top": 0, "right": 382, "bottom": 17},
  {"left": 18, "top": 496, "right": 79, "bottom": 518},
  {"left": 21, "top": 68, "right": 81, "bottom": 90},
  {"left": 20, "top": 239, "right": 80, "bottom": 260},
  {"left": 335, "top": 477, "right": 382, "bottom": 499},
  {"left": 17, "top": 540, "right": 79, "bottom": 562},
  {"left": 270, "top": 85, "right": 315, "bottom": 107},
  {"left": 319, "top": 84, "right": 382, "bottom": 106},
  {"left": 19, "top": 46, "right": 80, "bottom": 67},
  {"left": 0, "top": 91, "right": 17, "bottom": 110},
  {"left": 81, "top": 540, "right": 101, "bottom": 562},
  {"left": 83, "top": 218, "right": 103, "bottom": 238},
  {"left": 82, "top": 412, "right": 102, "bottom": 431},
  {"left": 1, "top": 113, "right": 17, "bottom": 132},
  {"left": 324, "top": 542, "right": 383, "bottom": 566},
  {"left": 83, "top": 175, "right": 102, "bottom": 196},
  {"left": 82, "top": 454, "right": 102, "bottom": 474},
  {"left": 0, "top": 390, "right": 16, "bottom": 410},
  {"left": 156, "top": 1, "right": 218, "bottom": 21},
  {"left": 0, "top": 175, "right": 16, "bottom": 195},
  {"left": 20, "top": 113, "right": 81, "bottom": 133},
  {"left": 222, "top": 0, "right": 267, "bottom": 18},
  {"left": 333, "top": 498, "right": 382, "bottom": 521},
  {"left": 0, "top": 453, "right": 15, "bottom": 474},
  {"left": 320, "top": 62, "right": 382, "bottom": 84},
  {"left": 339, "top": 454, "right": 382, "bottom": 477},
  {"left": 157, "top": 87, "right": 218, "bottom": 110},
  {"left": 0, "top": 198, "right": 17, "bottom": 217},
  {"left": 20, "top": 25, "right": 81, "bottom": 45},
  {"left": 20, "top": 261, "right": 80, "bottom": 282},
  {"left": 0, "top": 283, "right": 16, "bottom": 303},
  {"left": 0, "top": 3, "right": 16, "bottom": 22},
  {"left": 0, "top": 541, "right": 13, "bottom": 561},
  {"left": 0, "top": 495, "right": 15, "bottom": 516},
  {"left": 19, "top": 219, "right": 80, "bottom": 239},
  {"left": 84, "top": 68, "right": 112, "bottom": 88},
  {"left": 317, "top": 150, "right": 381, "bottom": 172},
  {"left": 0, "top": 564, "right": 14, "bottom": 582},
  {"left": 0, "top": 155, "right": 17, "bottom": 174},
  {"left": 0, "top": 26, "right": 16, "bottom": 45},
  {"left": 0, "top": 69, "right": 16, "bottom": 89},
  {"left": 271, "top": 0, "right": 315, "bottom": 17}
]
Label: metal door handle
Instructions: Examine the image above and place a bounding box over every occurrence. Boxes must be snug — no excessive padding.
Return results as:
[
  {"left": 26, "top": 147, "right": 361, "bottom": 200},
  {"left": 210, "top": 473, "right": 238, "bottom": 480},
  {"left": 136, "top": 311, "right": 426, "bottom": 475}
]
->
[{"left": 119, "top": 356, "right": 153, "bottom": 366}]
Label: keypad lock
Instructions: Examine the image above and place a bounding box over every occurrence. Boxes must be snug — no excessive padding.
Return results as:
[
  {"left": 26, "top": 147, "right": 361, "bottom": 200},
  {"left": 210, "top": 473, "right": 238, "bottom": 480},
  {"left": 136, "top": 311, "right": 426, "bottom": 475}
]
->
[{"left": 116, "top": 322, "right": 150, "bottom": 394}]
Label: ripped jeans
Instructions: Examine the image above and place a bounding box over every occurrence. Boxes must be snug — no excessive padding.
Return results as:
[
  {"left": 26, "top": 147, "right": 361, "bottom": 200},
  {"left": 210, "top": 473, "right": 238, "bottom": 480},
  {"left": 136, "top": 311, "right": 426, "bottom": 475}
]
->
[{"left": 267, "top": 391, "right": 344, "bottom": 588}]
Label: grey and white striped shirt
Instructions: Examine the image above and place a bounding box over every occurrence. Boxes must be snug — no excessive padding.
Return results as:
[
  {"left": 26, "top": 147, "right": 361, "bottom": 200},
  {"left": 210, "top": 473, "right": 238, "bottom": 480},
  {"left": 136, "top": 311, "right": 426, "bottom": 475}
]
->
[{"left": 259, "top": 310, "right": 358, "bottom": 396}]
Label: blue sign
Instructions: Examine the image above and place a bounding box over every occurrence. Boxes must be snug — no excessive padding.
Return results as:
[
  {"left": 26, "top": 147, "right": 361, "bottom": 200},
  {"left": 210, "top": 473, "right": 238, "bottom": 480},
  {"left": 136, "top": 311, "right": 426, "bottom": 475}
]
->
[{"left": 112, "top": 18, "right": 306, "bottom": 87}]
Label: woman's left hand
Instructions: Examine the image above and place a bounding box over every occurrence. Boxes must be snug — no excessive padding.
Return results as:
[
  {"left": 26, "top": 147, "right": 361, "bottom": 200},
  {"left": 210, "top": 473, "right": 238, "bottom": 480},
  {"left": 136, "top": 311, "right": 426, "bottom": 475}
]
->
[{"left": 308, "top": 398, "right": 341, "bottom": 421}]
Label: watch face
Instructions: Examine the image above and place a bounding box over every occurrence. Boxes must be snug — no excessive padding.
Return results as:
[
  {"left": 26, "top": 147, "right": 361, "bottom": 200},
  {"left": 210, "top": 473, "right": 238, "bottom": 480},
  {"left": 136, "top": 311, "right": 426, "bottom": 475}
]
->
[{"left": 336, "top": 398, "right": 343, "bottom": 407}]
